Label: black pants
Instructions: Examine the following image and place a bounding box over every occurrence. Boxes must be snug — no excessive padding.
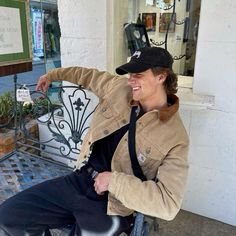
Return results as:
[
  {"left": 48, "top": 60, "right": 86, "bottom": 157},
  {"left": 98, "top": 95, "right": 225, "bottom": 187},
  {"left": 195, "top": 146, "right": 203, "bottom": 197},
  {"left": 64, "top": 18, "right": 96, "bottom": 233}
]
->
[{"left": 0, "top": 167, "right": 132, "bottom": 236}]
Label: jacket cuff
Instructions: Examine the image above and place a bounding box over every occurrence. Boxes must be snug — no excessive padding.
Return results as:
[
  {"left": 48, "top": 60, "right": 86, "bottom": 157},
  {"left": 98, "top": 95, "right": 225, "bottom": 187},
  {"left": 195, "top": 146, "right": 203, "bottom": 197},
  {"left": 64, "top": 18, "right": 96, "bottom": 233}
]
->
[{"left": 108, "top": 171, "right": 125, "bottom": 197}]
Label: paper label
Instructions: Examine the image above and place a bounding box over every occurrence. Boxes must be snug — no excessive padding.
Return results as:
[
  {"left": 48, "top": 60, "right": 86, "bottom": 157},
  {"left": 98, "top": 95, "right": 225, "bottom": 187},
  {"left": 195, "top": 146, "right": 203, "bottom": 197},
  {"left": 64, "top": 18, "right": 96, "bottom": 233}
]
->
[{"left": 16, "top": 88, "right": 32, "bottom": 102}]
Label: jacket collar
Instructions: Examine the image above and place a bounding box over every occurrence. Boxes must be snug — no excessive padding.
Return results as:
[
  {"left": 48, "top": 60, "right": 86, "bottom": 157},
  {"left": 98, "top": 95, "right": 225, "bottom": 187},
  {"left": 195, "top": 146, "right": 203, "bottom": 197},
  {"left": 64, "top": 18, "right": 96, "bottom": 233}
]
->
[
  {"left": 129, "top": 94, "right": 179, "bottom": 122},
  {"left": 159, "top": 94, "right": 179, "bottom": 121}
]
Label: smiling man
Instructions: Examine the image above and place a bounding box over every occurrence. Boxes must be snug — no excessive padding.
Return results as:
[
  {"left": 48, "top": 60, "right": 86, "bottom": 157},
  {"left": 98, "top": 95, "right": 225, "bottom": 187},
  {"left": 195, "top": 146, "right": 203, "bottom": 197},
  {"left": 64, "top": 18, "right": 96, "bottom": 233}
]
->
[{"left": 0, "top": 47, "right": 189, "bottom": 236}]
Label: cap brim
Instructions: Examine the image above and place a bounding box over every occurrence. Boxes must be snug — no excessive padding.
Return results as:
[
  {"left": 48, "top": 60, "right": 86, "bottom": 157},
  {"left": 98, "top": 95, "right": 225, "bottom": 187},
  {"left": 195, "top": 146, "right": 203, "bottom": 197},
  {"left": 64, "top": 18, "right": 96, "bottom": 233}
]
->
[{"left": 116, "top": 61, "right": 151, "bottom": 75}]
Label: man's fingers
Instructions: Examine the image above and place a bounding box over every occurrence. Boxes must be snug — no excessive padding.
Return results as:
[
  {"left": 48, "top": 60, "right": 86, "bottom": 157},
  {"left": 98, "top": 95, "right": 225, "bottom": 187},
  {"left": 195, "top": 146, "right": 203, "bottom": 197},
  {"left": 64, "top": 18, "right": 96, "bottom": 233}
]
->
[
  {"left": 94, "top": 182, "right": 105, "bottom": 195},
  {"left": 93, "top": 171, "right": 111, "bottom": 194},
  {"left": 43, "top": 82, "right": 49, "bottom": 93},
  {"left": 35, "top": 83, "right": 41, "bottom": 91},
  {"left": 36, "top": 75, "right": 50, "bottom": 92}
]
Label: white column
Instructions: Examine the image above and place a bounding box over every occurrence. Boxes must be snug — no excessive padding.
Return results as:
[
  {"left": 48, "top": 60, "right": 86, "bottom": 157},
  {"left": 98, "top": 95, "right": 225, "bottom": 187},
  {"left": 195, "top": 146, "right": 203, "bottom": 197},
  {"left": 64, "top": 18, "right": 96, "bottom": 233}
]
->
[{"left": 182, "top": 0, "right": 236, "bottom": 226}]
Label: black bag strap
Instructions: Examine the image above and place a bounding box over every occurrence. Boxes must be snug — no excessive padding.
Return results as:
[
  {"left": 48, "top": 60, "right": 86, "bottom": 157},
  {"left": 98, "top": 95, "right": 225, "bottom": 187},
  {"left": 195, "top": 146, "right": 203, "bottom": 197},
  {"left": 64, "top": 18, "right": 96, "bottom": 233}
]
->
[{"left": 128, "top": 106, "right": 147, "bottom": 181}]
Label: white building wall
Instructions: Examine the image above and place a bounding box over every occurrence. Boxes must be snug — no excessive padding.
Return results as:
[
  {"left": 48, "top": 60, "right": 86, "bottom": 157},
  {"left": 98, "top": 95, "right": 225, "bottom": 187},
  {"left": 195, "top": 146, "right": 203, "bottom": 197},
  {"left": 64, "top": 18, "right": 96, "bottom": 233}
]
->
[
  {"left": 58, "top": 0, "right": 107, "bottom": 69},
  {"left": 181, "top": 0, "right": 236, "bottom": 226},
  {"left": 57, "top": 0, "right": 236, "bottom": 226}
]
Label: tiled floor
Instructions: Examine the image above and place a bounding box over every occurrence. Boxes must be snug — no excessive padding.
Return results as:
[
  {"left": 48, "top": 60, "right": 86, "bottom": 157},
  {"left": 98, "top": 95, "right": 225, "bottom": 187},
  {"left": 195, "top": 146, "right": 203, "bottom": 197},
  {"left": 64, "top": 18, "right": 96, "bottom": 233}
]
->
[
  {"left": 0, "top": 152, "right": 72, "bottom": 204},
  {"left": 0, "top": 151, "right": 72, "bottom": 236}
]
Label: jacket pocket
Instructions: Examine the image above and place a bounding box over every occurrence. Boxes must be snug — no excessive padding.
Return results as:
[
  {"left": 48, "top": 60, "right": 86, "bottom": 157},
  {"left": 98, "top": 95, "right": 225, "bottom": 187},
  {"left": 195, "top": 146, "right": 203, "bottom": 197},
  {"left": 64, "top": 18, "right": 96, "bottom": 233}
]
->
[
  {"left": 137, "top": 142, "right": 165, "bottom": 162},
  {"left": 136, "top": 145, "right": 165, "bottom": 180}
]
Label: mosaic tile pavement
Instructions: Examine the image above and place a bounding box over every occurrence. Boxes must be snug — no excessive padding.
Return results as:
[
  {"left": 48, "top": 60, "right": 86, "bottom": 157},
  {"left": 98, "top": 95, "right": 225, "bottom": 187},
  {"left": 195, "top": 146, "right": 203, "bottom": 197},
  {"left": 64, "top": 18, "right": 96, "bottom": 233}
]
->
[
  {"left": 0, "top": 152, "right": 72, "bottom": 204},
  {"left": 0, "top": 152, "right": 73, "bottom": 235}
]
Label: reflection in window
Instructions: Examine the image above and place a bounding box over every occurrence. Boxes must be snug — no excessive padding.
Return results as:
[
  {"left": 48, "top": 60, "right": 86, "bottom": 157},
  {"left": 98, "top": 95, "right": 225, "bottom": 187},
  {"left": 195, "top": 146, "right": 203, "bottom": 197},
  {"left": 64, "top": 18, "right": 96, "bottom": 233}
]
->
[
  {"left": 30, "top": 0, "right": 61, "bottom": 72},
  {"left": 126, "top": 0, "right": 201, "bottom": 76},
  {"left": 124, "top": 23, "right": 150, "bottom": 55},
  {"left": 29, "top": 0, "right": 62, "bottom": 104}
]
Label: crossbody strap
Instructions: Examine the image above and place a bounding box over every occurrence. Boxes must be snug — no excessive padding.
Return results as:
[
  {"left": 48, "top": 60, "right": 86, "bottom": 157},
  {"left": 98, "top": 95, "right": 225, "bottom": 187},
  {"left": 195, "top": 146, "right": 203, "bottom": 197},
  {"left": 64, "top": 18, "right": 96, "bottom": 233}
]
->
[{"left": 128, "top": 106, "right": 147, "bottom": 182}]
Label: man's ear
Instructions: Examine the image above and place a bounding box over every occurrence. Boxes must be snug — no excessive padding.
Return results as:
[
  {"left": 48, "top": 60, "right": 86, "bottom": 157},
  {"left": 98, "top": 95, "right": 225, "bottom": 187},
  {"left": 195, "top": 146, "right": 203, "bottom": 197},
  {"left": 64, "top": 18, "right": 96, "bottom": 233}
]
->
[{"left": 157, "top": 73, "right": 167, "bottom": 84}]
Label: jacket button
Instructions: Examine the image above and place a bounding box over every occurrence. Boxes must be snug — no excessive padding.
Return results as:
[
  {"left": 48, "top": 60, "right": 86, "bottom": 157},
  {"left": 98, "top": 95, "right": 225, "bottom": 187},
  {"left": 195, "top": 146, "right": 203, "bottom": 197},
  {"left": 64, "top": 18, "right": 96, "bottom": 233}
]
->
[
  {"left": 102, "top": 107, "right": 107, "bottom": 112},
  {"left": 104, "top": 130, "right": 109, "bottom": 135},
  {"left": 122, "top": 119, "right": 127, "bottom": 124},
  {"left": 146, "top": 147, "right": 151, "bottom": 154}
]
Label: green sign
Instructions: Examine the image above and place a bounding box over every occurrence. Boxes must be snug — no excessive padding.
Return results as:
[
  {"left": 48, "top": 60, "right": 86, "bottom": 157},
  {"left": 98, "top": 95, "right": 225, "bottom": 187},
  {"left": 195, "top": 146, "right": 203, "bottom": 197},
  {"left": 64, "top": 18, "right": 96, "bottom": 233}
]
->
[{"left": 0, "top": 0, "right": 32, "bottom": 66}]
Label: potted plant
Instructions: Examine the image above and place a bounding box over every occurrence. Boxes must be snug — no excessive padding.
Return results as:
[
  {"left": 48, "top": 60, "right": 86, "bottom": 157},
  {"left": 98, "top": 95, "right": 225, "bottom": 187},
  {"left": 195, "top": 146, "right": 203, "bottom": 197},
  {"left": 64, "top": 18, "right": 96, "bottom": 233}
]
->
[
  {"left": 0, "top": 93, "right": 53, "bottom": 157},
  {"left": 0, "top": 92, "right": 14, "bottom": 128}
]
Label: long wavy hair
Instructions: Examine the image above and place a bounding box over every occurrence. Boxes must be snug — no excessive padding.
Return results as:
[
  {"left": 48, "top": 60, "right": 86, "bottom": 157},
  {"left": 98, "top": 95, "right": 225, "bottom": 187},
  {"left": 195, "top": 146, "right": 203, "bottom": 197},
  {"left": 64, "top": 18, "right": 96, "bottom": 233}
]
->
[{"left": 151, "top": 67, "right": 178, "bottom": 94}]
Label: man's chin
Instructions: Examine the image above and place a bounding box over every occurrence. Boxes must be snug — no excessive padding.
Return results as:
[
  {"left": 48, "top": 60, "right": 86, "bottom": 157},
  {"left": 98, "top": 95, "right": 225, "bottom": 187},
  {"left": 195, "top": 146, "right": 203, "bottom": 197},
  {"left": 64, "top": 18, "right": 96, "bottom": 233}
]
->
[
  {"left": 132, "top": 94, "right": 141, "bottom": 101},
  {"left": 132, "top": 97, "right": 139, "bottom": 102}
]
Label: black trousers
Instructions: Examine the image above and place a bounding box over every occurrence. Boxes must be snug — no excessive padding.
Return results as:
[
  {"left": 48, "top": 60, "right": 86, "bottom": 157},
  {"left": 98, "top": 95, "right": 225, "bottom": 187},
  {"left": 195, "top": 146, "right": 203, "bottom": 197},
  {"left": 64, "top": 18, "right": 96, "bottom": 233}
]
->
[{"left": 0, "top": 167, "right": 132, "bottom": 236}]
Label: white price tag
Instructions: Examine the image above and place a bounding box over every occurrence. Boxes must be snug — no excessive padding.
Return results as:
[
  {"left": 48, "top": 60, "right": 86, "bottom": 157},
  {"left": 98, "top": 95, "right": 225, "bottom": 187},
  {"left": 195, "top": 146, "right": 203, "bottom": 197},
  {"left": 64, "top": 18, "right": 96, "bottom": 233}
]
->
[{"left": 16, "top": 88, "right": 32, "bottom": 102}]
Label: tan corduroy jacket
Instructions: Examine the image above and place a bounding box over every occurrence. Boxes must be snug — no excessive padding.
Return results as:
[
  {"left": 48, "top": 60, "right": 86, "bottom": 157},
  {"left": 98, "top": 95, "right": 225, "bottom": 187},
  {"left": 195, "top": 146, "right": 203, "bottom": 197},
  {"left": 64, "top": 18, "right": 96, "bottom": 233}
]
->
[{"left": 47, "top": 66, "right": 189, "bottom": 221}]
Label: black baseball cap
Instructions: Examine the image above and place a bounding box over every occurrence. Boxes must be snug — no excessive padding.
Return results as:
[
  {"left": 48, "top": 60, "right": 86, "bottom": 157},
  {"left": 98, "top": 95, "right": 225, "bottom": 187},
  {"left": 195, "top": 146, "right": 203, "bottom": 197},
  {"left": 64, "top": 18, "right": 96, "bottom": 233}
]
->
[{"left": 116, "top": 47, "right": 173, "bottom": 75}]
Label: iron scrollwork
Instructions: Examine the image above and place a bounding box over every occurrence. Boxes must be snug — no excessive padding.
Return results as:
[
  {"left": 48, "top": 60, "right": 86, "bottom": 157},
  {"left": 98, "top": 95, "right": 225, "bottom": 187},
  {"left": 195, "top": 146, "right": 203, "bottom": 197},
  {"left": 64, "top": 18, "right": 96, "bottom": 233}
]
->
[
  {"left": 17, "top": 83, "right": 97, "bottom": 164},
  {"left": 150, "top": 0, "right": 186, "bottom": 60}
]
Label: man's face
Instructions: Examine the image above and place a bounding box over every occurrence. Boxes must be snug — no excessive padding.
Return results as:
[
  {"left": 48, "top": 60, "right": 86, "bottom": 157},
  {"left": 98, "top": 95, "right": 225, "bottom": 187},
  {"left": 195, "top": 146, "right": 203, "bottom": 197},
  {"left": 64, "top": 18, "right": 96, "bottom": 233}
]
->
[{"left": 127, "top": 69, "right": 164, "bottom": 103}]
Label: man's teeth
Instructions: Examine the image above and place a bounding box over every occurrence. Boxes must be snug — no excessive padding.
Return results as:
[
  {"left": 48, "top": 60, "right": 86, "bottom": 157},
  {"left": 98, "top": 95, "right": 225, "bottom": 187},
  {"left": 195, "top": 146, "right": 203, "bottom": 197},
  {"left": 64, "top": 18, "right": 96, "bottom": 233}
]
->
[{"left": 133, "top": 87, "right": 139, "bottom": 91}]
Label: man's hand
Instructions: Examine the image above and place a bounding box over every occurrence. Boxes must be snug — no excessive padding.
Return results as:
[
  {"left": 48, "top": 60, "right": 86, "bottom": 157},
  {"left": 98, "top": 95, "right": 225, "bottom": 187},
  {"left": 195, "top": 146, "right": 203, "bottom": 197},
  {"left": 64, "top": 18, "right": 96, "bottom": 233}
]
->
[
  {"left": 36, "top": 74, "right": 51, "bottom": 93},
  {"left": 94, "top": 171, "right": 112, "bottom": 195}
]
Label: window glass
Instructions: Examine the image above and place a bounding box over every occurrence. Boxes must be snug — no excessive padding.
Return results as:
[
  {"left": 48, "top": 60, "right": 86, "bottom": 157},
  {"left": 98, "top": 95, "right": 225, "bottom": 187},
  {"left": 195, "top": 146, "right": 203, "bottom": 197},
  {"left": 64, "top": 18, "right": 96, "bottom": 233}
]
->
[
  {"left": 30, "top": 0, "right": 61, "bottom": 71},
  {"left": 123, "top": 0, "right": 201, "bottom": 76}
]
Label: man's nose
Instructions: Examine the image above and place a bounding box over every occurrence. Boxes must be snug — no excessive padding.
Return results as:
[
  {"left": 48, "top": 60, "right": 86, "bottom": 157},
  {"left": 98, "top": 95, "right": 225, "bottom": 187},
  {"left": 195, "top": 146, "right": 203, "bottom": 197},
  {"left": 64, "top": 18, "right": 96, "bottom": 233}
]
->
[{"left": 128, "top": 74, "right": 135, "bottom": 83}]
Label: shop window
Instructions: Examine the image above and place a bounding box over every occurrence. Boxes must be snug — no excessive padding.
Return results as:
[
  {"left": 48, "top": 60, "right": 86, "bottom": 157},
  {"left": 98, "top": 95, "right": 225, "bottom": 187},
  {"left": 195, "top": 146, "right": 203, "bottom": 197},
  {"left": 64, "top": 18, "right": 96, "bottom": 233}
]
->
[
  {"left": 124, "top": 0, "right": 201, "bottom": 76},
  {"left": 30, "top": 0, "right": 61, "bottom": 71}
]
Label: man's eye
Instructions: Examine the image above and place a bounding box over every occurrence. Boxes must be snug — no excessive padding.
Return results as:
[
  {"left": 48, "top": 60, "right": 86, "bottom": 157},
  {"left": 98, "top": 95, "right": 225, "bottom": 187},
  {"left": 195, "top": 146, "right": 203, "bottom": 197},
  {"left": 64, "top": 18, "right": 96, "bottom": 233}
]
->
[{"left": 135, "top": 74, "right": 142, "bottom": 78}]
